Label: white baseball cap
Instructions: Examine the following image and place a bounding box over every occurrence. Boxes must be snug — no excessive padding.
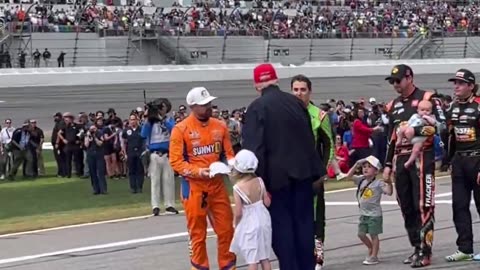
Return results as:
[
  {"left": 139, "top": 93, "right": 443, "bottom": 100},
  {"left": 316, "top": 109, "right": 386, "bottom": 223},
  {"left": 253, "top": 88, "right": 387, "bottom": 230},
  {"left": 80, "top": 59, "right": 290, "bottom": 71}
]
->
[
  {"left": 186, "top": 87, "right": 217, "bottom": 106},
  {"left": 369, "top": 97, "right": 376, "bottom": 103},
  {"left": 363, "top": 155, "right": 382, "bottom": 170},
  {"left": 233, "top": 149, "right": 258, "bottom": 174}
]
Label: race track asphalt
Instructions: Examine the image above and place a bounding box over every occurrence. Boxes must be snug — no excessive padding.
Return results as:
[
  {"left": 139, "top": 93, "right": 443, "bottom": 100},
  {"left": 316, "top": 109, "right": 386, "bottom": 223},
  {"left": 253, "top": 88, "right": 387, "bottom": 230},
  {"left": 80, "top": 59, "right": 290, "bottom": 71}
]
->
[
  {"left": 0, "top": 73, "right": 456, "bottom": 132},
  {"left": 0, "top": 177, "right": 479, "bottom": 270}
]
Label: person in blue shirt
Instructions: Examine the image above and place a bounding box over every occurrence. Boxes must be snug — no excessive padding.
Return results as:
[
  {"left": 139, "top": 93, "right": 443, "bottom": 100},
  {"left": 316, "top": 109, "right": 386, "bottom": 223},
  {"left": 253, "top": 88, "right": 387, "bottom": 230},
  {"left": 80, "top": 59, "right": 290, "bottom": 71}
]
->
[{"left": 141, "top": 98, "right": 179, "bottom": 216}]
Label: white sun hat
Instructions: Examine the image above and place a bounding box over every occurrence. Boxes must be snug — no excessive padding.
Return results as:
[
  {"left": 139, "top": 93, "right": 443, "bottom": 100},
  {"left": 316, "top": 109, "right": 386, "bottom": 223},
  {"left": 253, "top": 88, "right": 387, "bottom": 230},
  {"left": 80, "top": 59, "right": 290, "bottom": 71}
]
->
[{"left": 234, "top": 149, "right": 258, "bottom": 174}]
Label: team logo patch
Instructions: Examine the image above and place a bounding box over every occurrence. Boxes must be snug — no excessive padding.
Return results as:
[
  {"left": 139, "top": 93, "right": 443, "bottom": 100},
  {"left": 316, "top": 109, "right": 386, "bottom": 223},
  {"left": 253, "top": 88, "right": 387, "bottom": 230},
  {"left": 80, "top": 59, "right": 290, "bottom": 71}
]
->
[
  {"left": 454, "top": 127, "right": 476, "bottom": 142},
  {"left": 425, "top": 230, "right": 433, "bottom": 248},
  {"left": 420, "top": 126, "right": 435, "bottom": 136},
  {"left": 392, "top": 67, "right": 399, "bottom": 74},
  {"left": 127, "top": 130, "right": 132, "bottom": 136},
  {"left": 192, "top": 142, "right": 221, "bottom": 156},
  {"left": 189, "top": 130, "right": 200, "bottom": 139}
]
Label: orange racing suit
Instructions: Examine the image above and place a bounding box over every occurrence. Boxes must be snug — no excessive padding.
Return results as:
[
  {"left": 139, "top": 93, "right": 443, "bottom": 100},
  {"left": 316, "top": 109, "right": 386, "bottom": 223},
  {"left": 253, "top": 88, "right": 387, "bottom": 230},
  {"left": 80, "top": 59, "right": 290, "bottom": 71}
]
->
[{"left": 169, "top": 114, "right": 236, "bottom": 270}]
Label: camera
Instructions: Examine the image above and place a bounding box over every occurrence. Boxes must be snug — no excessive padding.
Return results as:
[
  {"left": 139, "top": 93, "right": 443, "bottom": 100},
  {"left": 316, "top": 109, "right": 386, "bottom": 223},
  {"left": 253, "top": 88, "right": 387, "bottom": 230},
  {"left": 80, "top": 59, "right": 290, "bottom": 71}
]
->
[{"left": 145, "top": 98, "right": 172, "bottom": 123}]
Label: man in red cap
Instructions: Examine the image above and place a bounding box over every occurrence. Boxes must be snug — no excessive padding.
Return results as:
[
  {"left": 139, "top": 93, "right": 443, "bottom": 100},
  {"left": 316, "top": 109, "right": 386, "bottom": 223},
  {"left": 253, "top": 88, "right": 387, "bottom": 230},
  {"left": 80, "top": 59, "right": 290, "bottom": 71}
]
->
[{"left": 242, "top": 63, "right": 326, "bottom": 270}]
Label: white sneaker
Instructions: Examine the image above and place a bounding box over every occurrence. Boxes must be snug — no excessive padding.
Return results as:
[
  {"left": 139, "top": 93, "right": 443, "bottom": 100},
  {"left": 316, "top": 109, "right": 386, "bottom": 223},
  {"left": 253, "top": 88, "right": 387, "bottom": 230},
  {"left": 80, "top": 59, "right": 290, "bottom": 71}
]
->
[
  {"left": 363, "top": 256, "right": 379, "bottom": 265},
  {"left": 0, "top": 174, "right": 4, "bottom": 180},
  {"left": 315, "top": 238, "right": 325, "bottom": 268}
]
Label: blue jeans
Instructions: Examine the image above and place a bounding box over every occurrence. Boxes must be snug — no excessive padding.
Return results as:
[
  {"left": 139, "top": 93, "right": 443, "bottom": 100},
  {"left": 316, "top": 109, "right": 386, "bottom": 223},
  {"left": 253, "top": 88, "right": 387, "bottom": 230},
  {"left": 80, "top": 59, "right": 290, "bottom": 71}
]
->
[{"left": 88, "top": 153, "right": 107, "bottom": 194}]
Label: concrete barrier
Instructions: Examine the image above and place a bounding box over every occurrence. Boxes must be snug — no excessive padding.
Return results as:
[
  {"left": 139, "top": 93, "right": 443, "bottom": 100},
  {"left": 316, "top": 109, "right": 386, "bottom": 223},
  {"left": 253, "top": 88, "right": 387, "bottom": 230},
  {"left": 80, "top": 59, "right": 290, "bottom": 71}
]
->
[{"left": 1, "top": 58, "right": 480, "bottom": 88}]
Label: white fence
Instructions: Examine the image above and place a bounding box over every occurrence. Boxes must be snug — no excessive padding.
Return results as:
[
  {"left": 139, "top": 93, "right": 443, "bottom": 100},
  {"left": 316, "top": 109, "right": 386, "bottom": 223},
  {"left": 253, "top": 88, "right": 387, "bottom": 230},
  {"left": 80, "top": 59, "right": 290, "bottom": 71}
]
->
[{"left": 1, "top": 58, "right": 480, "bottom": 88}]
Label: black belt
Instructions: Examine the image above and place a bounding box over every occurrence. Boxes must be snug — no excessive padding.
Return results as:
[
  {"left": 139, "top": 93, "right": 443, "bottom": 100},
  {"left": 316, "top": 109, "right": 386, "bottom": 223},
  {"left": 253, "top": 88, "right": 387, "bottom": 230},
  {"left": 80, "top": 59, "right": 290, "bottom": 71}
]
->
[
  {"left": 457, "top": 150, "right": 480, "bottom": 157},
  {"left": 395, "top": 147, "right": 432, "bottom": 155},
  {"left": 152, "top": 150, "right": 168, "bottom": 156}
]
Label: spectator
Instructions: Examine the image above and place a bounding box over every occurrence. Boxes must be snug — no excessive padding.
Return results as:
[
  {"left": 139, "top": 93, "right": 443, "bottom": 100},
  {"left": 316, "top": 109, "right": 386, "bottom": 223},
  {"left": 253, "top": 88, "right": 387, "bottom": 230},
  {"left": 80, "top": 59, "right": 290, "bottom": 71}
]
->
[{"left": 350, "top": 106, "right": 382, "bottom": 167}]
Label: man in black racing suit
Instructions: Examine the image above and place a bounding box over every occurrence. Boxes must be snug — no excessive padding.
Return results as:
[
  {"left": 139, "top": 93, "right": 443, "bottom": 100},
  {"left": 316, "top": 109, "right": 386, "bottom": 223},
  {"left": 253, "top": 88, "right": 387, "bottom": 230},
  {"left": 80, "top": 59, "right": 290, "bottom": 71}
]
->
[
  {"left": 444, "top": 69, "right": 480, "bottom": 262},
  {"left": 382, "top": 64, "right": 446, "bottom": 268}
]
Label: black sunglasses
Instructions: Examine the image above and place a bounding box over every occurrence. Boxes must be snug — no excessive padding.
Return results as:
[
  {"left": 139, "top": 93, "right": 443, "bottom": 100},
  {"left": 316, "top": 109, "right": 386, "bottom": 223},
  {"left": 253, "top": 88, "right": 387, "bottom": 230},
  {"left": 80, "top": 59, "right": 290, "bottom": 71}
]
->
[{"left": 389, "top": 75, "right": 410, "bottom": 85}]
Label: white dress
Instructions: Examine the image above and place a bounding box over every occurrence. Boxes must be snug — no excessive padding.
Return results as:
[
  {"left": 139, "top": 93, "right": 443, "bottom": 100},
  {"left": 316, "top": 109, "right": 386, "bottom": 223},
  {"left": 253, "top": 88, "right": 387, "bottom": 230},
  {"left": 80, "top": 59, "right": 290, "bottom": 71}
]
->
[{"left": 229, "top": 178, "right": 272, "bottom": 264}]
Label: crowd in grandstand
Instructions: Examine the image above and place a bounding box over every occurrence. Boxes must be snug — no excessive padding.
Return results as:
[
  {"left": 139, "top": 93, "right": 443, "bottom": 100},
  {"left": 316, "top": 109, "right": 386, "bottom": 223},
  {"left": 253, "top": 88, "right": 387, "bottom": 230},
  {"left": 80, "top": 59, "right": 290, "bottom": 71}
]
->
[{"left": 1, "top": 0, "right": 479, "bottom": 36}]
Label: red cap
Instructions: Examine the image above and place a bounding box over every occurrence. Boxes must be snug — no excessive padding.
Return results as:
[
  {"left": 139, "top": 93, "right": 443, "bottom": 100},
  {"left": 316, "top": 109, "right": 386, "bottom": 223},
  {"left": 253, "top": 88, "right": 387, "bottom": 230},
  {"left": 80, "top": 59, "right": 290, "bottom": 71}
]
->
[{"left": 253, "top": 63, "right": 278, "bottom": 84}]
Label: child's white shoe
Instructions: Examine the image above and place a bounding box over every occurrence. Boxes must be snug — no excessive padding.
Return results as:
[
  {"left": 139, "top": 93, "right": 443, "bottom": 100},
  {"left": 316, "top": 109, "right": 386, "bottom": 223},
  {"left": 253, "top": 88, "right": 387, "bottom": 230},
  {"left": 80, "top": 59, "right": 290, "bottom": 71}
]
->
[{"left": 363, "top": 256, "right": 379, "bottom": 265}]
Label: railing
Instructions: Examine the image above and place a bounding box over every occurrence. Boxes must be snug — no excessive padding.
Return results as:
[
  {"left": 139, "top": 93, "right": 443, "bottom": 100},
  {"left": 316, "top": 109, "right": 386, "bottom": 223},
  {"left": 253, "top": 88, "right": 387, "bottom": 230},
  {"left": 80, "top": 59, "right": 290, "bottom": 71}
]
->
[
  {"left": 2, "top": 21, "right": 128, "bottom": 68},
  {"left": 149, "top": 27, "right": 480, "bottom": 64},
  {"left": 2, "top": 19, "right": 479, "bottom": 68},
  {"left": 414, "top": 30, "right": 480, "bottom": 60}
]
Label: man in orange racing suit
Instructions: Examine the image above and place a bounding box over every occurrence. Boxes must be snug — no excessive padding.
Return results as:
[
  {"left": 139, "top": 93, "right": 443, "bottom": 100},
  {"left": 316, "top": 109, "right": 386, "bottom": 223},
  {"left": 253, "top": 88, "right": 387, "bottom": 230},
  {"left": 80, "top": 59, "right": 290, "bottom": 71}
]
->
[{"left": 169, "top": 86, "right": 237, "bottom": 270}]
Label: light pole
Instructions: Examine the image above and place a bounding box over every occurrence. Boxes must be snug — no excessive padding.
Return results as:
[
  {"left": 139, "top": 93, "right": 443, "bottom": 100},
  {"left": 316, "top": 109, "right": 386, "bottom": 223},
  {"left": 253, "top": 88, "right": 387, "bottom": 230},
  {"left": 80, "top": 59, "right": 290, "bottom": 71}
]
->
[
  {"left": 265, "top": 7, "right": 282, "bottom": 63},
  {"left": 175, "top": 6, "right": 194, "bottom": 64},
  {"left": 125, "top": 5, "right": 146, "bottom": 66},
  {"left": 17, "top": 3, "right": 40, "bottom": 67},
  {"left": 220, "top": 6, "right": 239, "bottom": 63},
  {"left": 71, "top": 3, "right": 94, "bottom": 67}
]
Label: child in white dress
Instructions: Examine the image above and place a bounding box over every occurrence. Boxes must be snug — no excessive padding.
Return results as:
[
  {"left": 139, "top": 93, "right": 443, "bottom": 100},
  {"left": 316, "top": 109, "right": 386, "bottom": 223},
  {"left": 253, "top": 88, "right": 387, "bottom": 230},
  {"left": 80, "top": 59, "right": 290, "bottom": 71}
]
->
[{"left": 229, "top": 149, "right": 272, "bottom": 270}]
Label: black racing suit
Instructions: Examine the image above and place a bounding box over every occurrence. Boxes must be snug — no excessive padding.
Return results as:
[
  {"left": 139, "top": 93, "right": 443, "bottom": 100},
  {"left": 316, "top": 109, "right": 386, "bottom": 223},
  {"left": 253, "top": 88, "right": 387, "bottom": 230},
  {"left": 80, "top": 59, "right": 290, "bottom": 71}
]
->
[
  {"left": 447, "top": 95, "right": 480, "bottom": 255},
  {"left": 385, "top": 88, "right": 446, "bottom": 262}
]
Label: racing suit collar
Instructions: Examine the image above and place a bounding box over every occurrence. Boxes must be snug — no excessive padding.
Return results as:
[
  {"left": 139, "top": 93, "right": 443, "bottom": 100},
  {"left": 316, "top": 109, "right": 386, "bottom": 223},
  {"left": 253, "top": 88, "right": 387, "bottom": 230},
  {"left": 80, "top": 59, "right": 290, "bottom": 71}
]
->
[
  {"left": 457, "top": 93, "right": 474, "bottom": 104},
  {"left": 400, "top": 86, "right": 418, "bottom": 99}
]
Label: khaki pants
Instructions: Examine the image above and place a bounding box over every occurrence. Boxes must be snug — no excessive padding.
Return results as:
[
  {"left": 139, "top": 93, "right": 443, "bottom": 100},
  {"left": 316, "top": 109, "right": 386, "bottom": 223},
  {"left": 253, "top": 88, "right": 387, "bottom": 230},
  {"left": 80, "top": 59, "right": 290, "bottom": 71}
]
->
[
  {"left": 37, "top": 150, "right": 45, "bottom": 176},
  {"left": 149, "top": 153, "right": 175, "bottom": 209},
  {"left": 10, "top": 149, "right": 34, "bottom": 177}
]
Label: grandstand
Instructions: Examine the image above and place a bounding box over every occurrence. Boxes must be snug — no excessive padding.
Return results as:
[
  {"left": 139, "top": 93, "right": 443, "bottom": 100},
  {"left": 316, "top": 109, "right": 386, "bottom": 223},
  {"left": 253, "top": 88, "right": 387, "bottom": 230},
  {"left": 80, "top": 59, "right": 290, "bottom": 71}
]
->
[{"left": 0, "top": 0, "right": 479, "bottom": 67}]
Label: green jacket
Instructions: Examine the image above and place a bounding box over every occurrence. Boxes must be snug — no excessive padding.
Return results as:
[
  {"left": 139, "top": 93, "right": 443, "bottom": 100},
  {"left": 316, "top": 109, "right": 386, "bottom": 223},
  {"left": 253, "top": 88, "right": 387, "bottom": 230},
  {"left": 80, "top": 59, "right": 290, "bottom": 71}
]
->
[{"left": 307, "top": 103, "right": 334, "bottom": 165}]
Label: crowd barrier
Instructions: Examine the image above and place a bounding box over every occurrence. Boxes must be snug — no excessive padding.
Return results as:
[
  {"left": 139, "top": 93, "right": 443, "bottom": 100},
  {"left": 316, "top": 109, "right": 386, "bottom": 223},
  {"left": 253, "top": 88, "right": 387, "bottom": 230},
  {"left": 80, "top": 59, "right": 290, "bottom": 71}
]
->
[{"left": 2, "top": 58, "right": 480, "bottom": 89}]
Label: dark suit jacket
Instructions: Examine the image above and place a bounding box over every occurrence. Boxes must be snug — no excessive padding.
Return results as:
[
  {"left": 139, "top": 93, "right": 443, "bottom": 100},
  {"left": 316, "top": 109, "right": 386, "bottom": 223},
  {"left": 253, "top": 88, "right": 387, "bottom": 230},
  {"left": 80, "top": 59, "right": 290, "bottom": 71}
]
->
[{"left": 242, "top": 85, "right": 325, "bottom": 191}]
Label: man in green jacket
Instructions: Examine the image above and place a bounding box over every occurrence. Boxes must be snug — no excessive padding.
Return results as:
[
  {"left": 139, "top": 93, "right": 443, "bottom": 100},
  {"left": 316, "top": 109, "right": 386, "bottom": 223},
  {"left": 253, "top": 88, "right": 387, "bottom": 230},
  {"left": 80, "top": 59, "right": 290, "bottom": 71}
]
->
[{"left": 291, "top": 75, "right": 345, "bottom": 270}]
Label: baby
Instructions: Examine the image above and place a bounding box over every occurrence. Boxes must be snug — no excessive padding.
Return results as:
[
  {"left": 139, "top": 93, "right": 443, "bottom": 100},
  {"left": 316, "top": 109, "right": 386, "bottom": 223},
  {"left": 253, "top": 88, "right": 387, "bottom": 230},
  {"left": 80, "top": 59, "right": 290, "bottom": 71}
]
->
[{"left": 396, "top": 100, "right": 437, "bottom": 168}]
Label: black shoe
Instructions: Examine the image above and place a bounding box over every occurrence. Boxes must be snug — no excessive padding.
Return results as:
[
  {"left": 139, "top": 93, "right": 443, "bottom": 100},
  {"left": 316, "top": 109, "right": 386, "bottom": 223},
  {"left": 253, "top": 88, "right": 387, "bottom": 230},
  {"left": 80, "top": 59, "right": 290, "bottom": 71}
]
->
[
  {"left": 165, "top": 206, "right": 179, "bottom": 214},
  {"left": 93, "top": 192, "right": 100, "bottom": 195},
  {"left": 153, "top": 207, "right": 160, "bottom": 216},
  {"left": 131, "top": 189, "right": 137, "bottom": 194},
  {"left": 440, "top": 164, "right": 449, "bottom": 172},
  {"left": 404, "top": 249, "right": 420, "bottom": 264},
  {"left": 411, "top": 251, "right": 431, "bottom": 268}
]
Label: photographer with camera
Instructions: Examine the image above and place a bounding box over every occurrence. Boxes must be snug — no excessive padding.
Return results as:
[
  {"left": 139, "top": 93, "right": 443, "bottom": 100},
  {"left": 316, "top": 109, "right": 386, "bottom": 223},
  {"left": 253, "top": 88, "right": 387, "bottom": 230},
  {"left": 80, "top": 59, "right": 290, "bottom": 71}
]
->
[
  {"left": 141, "top": 98, "right": 179, "bottom": 216},
  {"left": 85, "top": 125, "right": 107, "bottom": 195}
]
